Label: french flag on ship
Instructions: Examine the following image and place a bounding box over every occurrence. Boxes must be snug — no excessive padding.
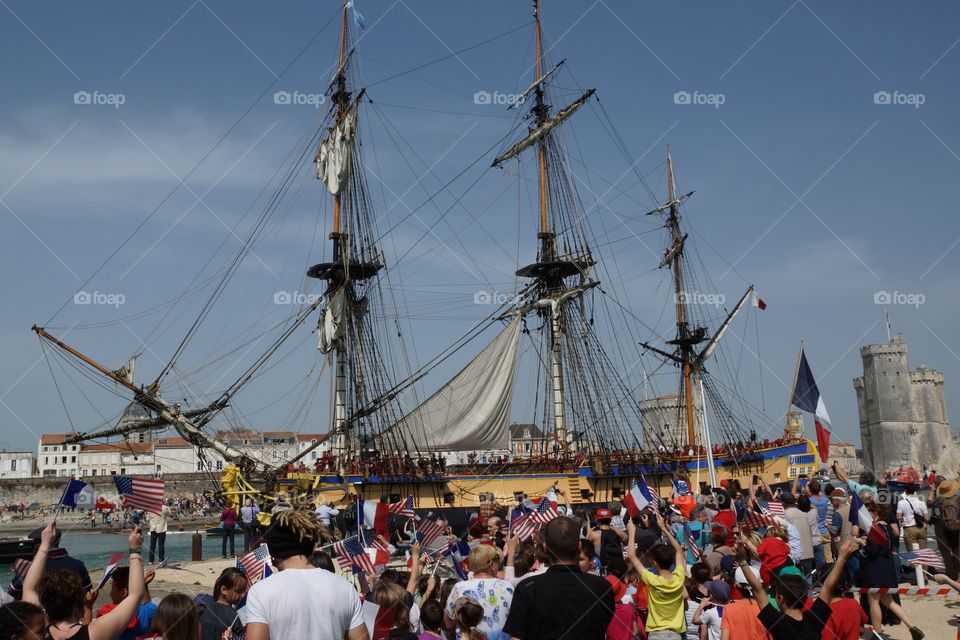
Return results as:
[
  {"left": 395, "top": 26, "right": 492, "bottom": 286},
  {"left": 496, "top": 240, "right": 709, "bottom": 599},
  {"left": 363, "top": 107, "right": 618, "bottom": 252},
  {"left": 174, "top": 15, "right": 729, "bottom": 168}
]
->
[
  {"left": 623, "top": 475, "right": 655, "bottom": 518},
  {"left": 791, "top": 347, "right": 832, "bottom": 463}
]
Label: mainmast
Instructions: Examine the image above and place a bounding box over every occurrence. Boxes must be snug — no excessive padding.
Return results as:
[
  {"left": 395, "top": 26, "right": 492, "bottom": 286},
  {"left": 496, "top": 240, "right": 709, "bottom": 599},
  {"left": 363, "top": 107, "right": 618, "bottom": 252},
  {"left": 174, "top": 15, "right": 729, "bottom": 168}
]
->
[
  {"left": 493, "top": 0, "right": 596, "bottom": 452},
  {"left": 665, "top": 150, "right": 703, "bottom": 448},
  {"left": 308, "top": 0, "right": 382, "bottom": 472}
]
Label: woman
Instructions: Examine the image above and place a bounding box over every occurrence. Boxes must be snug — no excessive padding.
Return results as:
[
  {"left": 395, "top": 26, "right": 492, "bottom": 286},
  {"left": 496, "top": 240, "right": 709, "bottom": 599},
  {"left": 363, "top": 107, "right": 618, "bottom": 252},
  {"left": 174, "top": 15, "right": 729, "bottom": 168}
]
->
[
  {"left": 24, "top": 523, "right": 145, "bottom": 640},
  {"left": 442, "top": 546, "right": 513, "bottom": 640},
  {"left": 858, "top": 500, "right": 925, "bottom": 640},
  {"left": 147, "top": 594, "right": 199, "bottom": 640},
  {"left": 199, "top": 568, "right": 247, "bottom": 640},
  {"left": 0, "top": 601, "right": 46, "bottom": 640}
]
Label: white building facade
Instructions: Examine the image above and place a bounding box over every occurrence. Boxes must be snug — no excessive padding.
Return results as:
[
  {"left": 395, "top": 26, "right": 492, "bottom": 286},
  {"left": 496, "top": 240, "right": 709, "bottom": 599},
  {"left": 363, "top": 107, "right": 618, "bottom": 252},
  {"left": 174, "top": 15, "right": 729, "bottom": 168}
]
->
[
  {"left": 0, "top": 451, "right": 34, "bottom": 479},
  {"left": 37, "top": 435, "right": 80, "bottom": 478}
]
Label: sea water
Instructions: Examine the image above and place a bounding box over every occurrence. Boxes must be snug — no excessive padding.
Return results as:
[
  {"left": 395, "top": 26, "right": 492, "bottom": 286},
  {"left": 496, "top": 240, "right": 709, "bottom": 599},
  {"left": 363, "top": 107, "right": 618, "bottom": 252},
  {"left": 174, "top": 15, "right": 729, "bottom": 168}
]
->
[{"left": 0, "top": 530, "right": 239, "bottom": 588}]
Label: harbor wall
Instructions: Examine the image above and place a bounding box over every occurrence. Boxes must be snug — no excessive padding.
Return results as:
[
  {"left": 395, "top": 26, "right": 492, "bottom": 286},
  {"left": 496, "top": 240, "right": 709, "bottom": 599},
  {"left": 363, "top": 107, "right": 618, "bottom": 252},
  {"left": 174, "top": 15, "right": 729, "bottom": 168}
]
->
[{"left": 0, "top": 473, "right": 219, "bottom": 507}]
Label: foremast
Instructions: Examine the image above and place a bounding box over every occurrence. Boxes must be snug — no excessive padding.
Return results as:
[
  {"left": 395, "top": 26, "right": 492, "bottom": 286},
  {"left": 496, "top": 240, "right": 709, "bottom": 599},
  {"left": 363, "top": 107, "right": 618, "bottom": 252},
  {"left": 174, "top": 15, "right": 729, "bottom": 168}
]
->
[{"left": 308, "top": 0, "right": 382, "bottom": 473}]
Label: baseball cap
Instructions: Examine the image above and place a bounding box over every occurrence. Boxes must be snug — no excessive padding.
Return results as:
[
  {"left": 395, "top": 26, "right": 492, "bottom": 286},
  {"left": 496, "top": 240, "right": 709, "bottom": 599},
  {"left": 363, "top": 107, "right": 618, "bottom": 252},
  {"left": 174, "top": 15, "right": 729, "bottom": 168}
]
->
[
  {"left": 596, "top": 508, "right": 612, "bottom": 519},
  {"left": 720, "top": 554, "right": 736, "bottom": 576},
  {"left": 707, "top": 580, "right": 731, "bottom": 602}
]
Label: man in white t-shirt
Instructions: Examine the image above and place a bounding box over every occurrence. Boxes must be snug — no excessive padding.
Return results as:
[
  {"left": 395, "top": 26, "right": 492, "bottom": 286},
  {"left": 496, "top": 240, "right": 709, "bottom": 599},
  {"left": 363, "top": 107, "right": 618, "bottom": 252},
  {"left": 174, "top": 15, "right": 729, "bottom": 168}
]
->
[
  {"left": 897, "top": 483, "right": 929, "bottom": 550},
  {"left": 245, "top": 511, "right": 367, "bottom": 640}
]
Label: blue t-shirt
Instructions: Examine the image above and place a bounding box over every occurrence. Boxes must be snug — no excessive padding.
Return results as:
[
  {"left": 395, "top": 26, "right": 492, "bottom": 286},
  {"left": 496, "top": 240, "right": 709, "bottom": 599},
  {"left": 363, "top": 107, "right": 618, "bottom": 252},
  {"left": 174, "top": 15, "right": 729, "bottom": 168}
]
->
[
  {"left": 810, "top": 495, "right": 829, "bottom": 533},
  {"left": 119, "top": 601, "right": 157, "bottom": 640}
]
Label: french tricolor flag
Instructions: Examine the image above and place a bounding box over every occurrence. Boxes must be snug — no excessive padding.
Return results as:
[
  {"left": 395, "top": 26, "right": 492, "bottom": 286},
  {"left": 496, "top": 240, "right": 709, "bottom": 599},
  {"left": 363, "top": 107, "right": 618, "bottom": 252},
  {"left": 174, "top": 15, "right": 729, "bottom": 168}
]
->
[
  {"left": 849, "top": 491, "right": 887, "bottom": 546},
  {"left": 791, "top": 347, "right": 832, "bottom": 463},
  {"left": 359, "top": 499, "right": 389, "bottom": 533},
  {"left": 623, "top": 476, "right": 655, "bottom": 518}
]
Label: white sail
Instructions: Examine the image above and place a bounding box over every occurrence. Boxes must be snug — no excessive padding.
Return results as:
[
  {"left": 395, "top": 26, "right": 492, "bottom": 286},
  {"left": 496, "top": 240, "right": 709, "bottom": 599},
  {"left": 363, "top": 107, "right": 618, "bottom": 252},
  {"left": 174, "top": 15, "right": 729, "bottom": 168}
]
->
[
  {"left": 393, "top": 317, "right": 522, "bottom": 450},
  {"left": 316, "top": 109, "right": 356, "bottom": 195},
  {"left": 318, "top": 288, "right": 346, "bottom": 354}
]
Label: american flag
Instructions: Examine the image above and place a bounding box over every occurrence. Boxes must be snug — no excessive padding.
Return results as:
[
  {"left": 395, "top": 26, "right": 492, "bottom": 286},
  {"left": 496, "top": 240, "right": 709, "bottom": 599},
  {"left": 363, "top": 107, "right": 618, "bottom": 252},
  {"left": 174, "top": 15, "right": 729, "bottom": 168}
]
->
[
  {"left": 415, "top": 517, "right": 445, "bottom": 547},
  {"left": 907, "top": 548, "right": 945, "bottom": 571},
  {"left": 764, "top": 500, "right": 785, "bottom": 517},
  {"left": 333, "top": 536, "right": 376, "bottom": 574},
  {"left": 685, "top": 527, "right": 703, "bottom": 560},
  {"left": 511, "top": 513, "right": 538, "bottom": 541},
  {"left": 529, "top": 494, "right": 558, "bottom": 525},
  {"left": 388, "top": 496, "right": 415, "bottom": 518},
  {"left": 743, "top": 510, "right": 781, "bottom": 530},
  {"left": 113, "top": 476, "right": 164, "bottom": 514},
  {"left": 237, "top": 544, "right": 271, "bottom": 584}
]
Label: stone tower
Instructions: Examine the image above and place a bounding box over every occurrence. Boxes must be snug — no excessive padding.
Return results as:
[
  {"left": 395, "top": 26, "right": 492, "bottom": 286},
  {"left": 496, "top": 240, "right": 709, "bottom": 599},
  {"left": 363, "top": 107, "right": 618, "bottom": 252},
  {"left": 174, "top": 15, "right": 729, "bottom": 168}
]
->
[{"left": 853, "top": 334, "right": 951, "bottom": 473}]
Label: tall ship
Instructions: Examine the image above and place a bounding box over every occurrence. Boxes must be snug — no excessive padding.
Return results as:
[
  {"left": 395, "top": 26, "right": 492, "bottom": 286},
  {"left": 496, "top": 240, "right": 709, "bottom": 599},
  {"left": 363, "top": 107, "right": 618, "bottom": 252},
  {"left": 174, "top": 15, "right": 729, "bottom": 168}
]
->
[{"left": 32, "top": 0, "right": 818, "bottom": 517}]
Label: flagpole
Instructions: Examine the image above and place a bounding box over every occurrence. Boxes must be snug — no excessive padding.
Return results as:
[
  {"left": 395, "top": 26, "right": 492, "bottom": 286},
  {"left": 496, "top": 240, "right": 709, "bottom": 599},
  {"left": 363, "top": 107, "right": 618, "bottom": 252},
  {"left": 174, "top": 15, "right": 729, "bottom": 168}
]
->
[{"left": 783, "top": 340, "right": 804, "bottom": 438}]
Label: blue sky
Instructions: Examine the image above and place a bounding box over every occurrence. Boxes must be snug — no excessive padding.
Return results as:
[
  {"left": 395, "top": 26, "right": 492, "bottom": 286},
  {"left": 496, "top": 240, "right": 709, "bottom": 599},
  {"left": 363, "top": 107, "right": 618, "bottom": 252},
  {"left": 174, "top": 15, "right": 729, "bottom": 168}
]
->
[{"left": 2, "top": 1, "right": 959, "bottom": 460}]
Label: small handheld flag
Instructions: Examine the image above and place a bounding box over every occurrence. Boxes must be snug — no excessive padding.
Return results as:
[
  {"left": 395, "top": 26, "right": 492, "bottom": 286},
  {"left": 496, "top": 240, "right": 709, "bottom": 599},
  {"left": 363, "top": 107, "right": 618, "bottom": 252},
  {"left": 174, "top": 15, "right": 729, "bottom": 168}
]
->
[
  {"left": 623, "top": 476, "right": 654, "bottom": 517},
  {"left": 237, "top": 544, "right": 271, "bottom": 584},
  {"left": 60, "top": 479, "right": 96, "bottom": 510},
  {"left": 96, "top": 552, "right": 126, "bottom": 590},
  {"left": 113, "top": 476, "right": 165, "bottom": 514}
]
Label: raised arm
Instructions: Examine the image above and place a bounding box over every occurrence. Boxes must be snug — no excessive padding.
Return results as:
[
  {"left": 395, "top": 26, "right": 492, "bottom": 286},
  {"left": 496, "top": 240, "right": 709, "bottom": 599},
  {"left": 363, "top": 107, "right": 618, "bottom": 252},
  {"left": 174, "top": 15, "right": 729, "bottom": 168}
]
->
[
  {"left": 734, "top": 542, "right": 768, "bottom": 610},
  {"left": 556, "top": 485, "right": 572, "bottom": 514},
  {"left": 89, "top": 526, "right": 145, "bottom": 640},
  {"left": 625, "top": 519, "right": 643, "bottom": 572},
  {"left": 22, "top": 522, "right": 57, "bottom": 606},
  {"left": 832, "top": 461, "right": 850, "bottom": 485},
  {"left": 819, "top": 540, "right": 857, "bottom": 604},
  {"left": 654, "top": 511, "right": 684, "bottom": 570},
  {"left": 405, "top": 542, "right": 422, "bottom": 594}
]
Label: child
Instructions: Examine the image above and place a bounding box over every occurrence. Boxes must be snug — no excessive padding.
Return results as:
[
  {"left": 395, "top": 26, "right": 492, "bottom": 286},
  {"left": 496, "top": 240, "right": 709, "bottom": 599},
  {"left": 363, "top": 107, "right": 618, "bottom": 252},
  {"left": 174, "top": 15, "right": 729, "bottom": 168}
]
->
[
  {"left": 738, "top": 538, "right": 856, "bottom": 640},
  {"left": 816, "top": 562, "right": 867, "bottom": 640},
  {"left": 604, "top": 575, "right": 645, "bottom": 640},
  {"left": 418, "top": 599, "right": 443, "bottom": 640},
  {"left": 692, "top": 581, "right": 728, "bottom": 640},
  {"left": 627, "top": 512, "right": 686, "bottom": 640}
]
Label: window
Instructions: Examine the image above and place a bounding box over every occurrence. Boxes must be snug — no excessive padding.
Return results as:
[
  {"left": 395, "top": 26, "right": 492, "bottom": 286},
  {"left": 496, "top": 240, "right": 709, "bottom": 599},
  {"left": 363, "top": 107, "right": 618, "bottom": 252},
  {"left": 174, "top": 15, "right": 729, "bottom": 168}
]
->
[
  {"left": 120, "top": 467, "right": 126, "bottom": 474},
  {"left": 216, "top": 461, "right": 223, "bottom": 471},
  {"left": 44, "top": 457, "right": 48, "bottom": 465},
  {"left": 71, "top": 456, "right": 76, "bottom": 463},
  {"left": 101, "top": 469, "right": 106, "bottom": 475},
  {"left": 773, "top": 473, "right": 782, "bottom": 481},
  {"left": 9, "top": 460, "right": 14, "bottom": 471},
  {"left": 524, "top": 443, "right": 531, "bottom": 453},
  {"left": 91, "top": 469, "right": 97, "bottom": 476}
]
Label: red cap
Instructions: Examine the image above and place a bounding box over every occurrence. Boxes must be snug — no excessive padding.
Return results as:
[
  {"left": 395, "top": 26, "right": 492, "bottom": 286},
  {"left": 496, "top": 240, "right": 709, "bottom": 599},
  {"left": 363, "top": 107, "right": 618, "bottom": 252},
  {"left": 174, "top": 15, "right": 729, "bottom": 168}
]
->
[
  {"left": 596, "top": 508, "right": 612, "bottom": 519},
  {"left": 605, "top": 575, "right": 627, "bottom": 602}
]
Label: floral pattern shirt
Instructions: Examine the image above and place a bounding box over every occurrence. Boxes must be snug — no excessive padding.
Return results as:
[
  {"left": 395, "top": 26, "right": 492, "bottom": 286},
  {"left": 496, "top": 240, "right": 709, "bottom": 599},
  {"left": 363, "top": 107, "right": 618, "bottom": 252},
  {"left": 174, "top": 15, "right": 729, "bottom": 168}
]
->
[{"left": 444, "top": 578, "right": 514, "bottom": 640}]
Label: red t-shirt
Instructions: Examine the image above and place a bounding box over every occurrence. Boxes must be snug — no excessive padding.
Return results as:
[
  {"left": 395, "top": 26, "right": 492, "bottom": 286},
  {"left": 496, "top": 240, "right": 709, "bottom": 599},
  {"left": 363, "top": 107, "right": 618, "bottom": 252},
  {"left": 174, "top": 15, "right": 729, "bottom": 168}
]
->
[
  {"left": 822, "top": 598, "right": 867, "bottom": 640},
  {"left": 220, "top": 507, "right": 237, "bottom": 527},
  {"left": 712, "top": 510, "right": 737, "bottom": 546}
]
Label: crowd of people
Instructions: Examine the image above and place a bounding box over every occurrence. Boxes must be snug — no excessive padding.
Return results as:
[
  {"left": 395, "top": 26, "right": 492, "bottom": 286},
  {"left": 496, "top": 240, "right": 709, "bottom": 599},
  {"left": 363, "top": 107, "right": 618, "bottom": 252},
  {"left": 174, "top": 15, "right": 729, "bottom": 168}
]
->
[{"left": 3, "top": 464, "right": 960, "bottom": 640}]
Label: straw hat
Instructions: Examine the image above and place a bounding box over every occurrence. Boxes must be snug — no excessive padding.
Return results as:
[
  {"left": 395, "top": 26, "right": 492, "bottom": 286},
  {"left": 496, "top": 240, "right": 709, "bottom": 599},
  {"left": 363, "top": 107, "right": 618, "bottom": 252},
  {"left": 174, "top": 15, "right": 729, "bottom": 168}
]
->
[{"left": 938, "top": 479, "right": 959, "bottom": 499}]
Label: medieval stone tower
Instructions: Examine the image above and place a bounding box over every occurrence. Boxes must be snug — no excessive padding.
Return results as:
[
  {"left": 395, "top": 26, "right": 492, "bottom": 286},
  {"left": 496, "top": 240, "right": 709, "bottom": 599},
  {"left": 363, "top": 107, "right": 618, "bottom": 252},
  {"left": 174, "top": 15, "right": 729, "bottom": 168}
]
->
[{"left": 853, "top": 334, "right": 951, "bottom": 473}]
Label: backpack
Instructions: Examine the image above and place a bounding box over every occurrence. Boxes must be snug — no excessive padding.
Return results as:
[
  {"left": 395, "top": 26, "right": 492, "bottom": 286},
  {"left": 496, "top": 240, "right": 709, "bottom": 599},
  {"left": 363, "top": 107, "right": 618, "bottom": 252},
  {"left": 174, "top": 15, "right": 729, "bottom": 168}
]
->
[
  {"left": 599, "top": 528, "right": 624, "bottom": 566},
  {"left": 942, "top": 495, "right": 960, "bottom": 532}
]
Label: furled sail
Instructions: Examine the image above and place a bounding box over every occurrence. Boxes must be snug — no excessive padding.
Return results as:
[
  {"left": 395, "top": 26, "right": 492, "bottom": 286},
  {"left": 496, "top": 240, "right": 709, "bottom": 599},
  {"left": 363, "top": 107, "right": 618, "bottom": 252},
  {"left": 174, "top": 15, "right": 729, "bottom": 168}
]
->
[
  {"left": 492, "top": 89, "right": 595, "bottom": 166},
  {"left": 316, "top": 108, "right": 357, "bottom": 195},
  {"left": 318, "top": 288, "right": 346, "bottom": 354},
  {"left": 392, "top": 317, "right": 522, "bottom": 450}
]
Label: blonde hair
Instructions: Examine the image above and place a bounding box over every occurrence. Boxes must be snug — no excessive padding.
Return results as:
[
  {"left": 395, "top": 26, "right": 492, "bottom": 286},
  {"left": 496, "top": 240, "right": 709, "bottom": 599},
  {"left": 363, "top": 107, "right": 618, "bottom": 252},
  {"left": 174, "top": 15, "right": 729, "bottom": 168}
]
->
[
  {"left": 273, "top": 509, "right": 331, "bottom": 543},
  {"left": 765, "top": 526, "right": 788, "bottom": 542},
  {"left": 467, "top": 544, "right": 502, "bottom": 573}
]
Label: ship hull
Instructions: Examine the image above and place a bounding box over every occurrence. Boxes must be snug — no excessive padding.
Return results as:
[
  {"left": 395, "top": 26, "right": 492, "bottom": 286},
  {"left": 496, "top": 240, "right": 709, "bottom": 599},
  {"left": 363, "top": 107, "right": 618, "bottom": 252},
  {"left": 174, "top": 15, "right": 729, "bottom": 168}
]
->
[{"left": 285, "top": 439, "right": 819, "bottom": 510}]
